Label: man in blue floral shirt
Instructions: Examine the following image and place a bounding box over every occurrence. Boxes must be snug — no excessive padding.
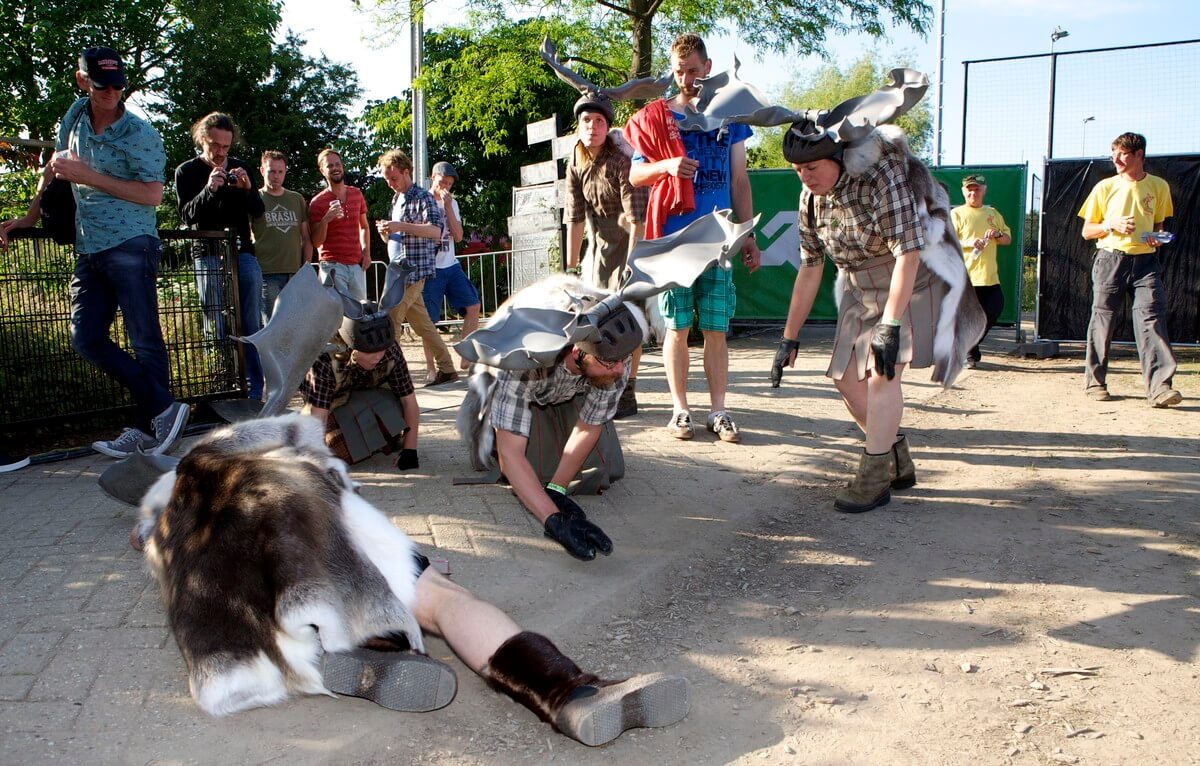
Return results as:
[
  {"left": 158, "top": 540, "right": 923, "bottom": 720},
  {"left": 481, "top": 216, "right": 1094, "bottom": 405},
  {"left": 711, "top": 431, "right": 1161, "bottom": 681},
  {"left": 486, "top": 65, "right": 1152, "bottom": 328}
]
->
[{"left": 2, "top": 46, "right": 189, "bottom": 459}]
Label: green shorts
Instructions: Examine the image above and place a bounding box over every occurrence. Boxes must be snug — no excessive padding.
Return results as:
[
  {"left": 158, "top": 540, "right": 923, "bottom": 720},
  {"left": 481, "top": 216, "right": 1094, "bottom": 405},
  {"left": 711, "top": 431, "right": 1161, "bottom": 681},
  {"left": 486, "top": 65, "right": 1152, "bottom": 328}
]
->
[{"left": 658, "top": 266, "right": 736, "bottom": 332}]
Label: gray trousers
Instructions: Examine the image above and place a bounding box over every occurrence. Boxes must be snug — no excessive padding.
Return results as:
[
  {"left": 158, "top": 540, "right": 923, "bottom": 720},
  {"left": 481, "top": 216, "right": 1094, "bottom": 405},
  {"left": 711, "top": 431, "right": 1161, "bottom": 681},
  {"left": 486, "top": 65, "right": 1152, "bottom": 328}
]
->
[{"left": 1084, "top": 249, "right": 1177, "bottom": 397}]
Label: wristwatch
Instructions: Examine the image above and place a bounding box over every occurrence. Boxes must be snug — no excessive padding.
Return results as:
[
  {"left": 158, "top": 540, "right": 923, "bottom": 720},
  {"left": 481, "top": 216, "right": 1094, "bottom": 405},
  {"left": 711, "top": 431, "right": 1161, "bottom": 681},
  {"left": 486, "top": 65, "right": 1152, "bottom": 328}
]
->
[{"left": 1102, "top": 222, "right": 1113, "bottom": 236}]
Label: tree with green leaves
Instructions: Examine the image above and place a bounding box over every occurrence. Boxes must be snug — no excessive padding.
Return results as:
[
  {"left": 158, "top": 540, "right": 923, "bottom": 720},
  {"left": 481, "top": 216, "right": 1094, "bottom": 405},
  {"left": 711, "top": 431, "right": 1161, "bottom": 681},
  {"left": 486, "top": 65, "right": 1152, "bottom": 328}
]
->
[
  {"left": 747, "top": 53, "right": 933, "bottom": 169},
  {"left": 0, "top": 1, "right": 365, "bottom": 219},
  {"left": 368, "top": 0, "right": 931, "bottom": 80}
]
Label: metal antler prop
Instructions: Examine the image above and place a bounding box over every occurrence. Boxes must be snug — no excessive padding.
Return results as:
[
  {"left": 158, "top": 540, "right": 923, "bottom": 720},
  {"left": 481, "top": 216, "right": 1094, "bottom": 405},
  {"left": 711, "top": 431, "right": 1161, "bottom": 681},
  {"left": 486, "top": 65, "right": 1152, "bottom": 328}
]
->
[
  {"left": 455, "top": 210, "right": 757, "bottom": 370},
  {"left": 540, "top": 37, "right": 672, "bottom": 113}
]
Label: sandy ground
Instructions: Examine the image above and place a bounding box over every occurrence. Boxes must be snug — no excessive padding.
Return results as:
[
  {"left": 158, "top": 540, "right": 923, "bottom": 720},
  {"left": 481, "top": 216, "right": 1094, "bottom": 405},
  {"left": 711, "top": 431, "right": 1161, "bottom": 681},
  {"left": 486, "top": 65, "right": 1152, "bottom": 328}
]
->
[{"left": 1, "top": 328, "right": 1196, "bottom": 765}]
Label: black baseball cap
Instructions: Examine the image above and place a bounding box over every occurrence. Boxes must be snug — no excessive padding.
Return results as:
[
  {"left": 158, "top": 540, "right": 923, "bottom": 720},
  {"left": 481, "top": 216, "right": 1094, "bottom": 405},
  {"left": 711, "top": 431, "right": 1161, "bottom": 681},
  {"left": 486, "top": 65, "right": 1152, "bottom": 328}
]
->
[{"left": 79, "top": 47, "right": 127, "bottom": 89}]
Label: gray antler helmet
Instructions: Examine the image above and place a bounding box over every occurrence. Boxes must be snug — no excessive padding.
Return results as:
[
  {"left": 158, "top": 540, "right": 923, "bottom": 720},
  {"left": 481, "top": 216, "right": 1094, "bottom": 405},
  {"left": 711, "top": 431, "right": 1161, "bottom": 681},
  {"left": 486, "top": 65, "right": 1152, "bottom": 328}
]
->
[
  {"left": 575, "top": 298, "right": 648, "bottom": 362},
  {"left": 339, "top": 302, "right": 395, "bottom": 353},
  {"left": 783, "top": 68, "right": 930, "bottom": 165}
]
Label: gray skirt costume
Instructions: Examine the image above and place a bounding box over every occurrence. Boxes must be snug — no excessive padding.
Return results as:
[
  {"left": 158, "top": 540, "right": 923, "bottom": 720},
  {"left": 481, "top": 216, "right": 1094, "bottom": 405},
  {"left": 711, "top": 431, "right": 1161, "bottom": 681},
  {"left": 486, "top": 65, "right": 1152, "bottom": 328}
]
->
[{"left": 828, "top": 252, "right": 941, "bottom": 381}]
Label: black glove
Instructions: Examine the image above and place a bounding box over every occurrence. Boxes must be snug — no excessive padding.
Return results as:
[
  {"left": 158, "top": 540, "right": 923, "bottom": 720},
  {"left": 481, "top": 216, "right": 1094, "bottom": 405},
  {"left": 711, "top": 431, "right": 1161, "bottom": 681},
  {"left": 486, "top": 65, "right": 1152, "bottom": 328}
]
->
[
  {"left": 394, "top": 449, "right": 419, "bottom": 470},
  {"left": 543, "top": 487, "right": 613, "bottom": 561},
  {"left": 770, "top": 338, "right": 801, "bottom": 388},
  {"left": 870, "top": 322, "right": 900, "bottom": 380}
]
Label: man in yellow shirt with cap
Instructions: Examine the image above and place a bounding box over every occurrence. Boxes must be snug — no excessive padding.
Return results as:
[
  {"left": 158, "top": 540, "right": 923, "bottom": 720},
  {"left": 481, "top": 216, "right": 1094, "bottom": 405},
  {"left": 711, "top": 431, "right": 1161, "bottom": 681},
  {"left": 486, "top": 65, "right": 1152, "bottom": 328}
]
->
[
  {"left": 952, "top": 174, "right": 1011, "bottom": 368},
  {"left": 1077, "top": 132, "right": 1179, "bottom": 408}
]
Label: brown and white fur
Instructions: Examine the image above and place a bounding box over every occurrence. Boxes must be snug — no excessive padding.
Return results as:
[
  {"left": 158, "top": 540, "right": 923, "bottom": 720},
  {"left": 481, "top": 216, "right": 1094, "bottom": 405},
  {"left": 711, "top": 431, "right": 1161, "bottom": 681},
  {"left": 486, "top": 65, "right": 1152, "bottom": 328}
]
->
[
  {"left": 137, "top": 413, "right": 424, "bottom": 716},
  {"left": 838, "top": 125, "right": 986, "bottom": 388}
]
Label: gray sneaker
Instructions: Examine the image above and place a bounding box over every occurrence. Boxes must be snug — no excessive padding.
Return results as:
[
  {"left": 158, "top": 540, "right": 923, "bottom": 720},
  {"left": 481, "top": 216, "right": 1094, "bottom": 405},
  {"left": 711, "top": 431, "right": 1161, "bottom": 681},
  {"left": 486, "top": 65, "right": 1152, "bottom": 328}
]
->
[
  {"left": 665, "top": 411, "right": 694, "bottom": 440},
  {"left": 92, "top": 428, "right": 158, "bottom": 459},
  {"left": 706, "top": 411, "right": 742, "bottom": 443},
  {"left": 151, "top": 401, "right": 191, "bottom": 455}
]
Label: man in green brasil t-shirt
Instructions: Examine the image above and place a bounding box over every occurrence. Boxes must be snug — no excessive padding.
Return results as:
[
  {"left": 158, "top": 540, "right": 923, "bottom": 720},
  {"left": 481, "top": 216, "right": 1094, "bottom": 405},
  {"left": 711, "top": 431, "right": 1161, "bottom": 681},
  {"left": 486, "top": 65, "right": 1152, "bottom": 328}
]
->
[{"left": 252, "top": 150, "right": 313, "bottom": 322}]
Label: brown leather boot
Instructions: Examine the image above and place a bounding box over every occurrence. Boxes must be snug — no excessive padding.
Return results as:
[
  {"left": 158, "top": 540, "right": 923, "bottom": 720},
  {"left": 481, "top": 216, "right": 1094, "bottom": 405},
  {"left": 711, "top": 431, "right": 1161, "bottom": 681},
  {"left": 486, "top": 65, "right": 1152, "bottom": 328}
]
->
[
  {"left": 482, "top": 631, "right": 689, "bottom": 746},
  {"left": 891, "top": 435, "right": 916, "bottom": 490},
  {"left": 834, "top": 450, "right": 895, "bottom": 513}
]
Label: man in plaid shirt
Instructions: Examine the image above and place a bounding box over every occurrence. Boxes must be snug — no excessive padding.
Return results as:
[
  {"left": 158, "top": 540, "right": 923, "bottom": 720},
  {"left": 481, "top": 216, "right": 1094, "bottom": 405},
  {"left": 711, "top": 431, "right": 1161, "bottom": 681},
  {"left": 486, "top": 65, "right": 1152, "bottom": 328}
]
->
[{"left": 376, "top": 149, "right": 459, "bottom": 387}]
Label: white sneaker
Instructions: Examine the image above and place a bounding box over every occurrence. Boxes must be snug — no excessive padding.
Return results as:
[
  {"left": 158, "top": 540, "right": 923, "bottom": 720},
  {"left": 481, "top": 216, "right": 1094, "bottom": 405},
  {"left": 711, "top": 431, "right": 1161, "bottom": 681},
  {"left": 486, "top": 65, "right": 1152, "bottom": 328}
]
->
[
  {"left": 665, "top": 411, "right": 694, "bottom": 440},
  {"left": 706, "top": 411, "right": 742, "bottom": 443},
  {"left": 92, "top": 428, "right": 158, "bottom": 459}
]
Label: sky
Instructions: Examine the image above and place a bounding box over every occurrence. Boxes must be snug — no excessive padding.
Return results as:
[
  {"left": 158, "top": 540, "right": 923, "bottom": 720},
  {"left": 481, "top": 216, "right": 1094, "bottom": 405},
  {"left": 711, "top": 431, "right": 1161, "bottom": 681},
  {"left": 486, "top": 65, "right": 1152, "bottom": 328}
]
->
[{"left": 280, "top": 0, "right": 1199, "bottom": 178}]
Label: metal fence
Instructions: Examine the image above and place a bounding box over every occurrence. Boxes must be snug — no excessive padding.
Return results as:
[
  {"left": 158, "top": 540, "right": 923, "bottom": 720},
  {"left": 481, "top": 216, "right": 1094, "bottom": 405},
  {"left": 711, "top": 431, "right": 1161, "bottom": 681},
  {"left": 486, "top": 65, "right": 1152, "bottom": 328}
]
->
[
  {"left": 1, "top": 230, "right": 243, "bottom": 432},
  {"left": 1, "top": 232, "right": 514, "bottom": 434}
]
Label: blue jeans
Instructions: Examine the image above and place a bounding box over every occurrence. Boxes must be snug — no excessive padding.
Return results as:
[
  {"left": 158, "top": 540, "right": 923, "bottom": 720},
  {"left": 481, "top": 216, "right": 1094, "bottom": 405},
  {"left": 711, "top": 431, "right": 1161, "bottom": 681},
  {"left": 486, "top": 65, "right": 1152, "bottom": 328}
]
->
[
  {"left": 261, "top": 272, "right": 292, "bottom": 323},
  {"left": 235, "top": 254, "right": 264, "bottom": 400},
  {"left": 192, "top": 252, "right": 264, "bottom": 399},
  {"left": 70, "top": 235, "right": 174, "bottom": 432},
  {"left": 318, "top": 261, "right": 366, "bottom": 301}
]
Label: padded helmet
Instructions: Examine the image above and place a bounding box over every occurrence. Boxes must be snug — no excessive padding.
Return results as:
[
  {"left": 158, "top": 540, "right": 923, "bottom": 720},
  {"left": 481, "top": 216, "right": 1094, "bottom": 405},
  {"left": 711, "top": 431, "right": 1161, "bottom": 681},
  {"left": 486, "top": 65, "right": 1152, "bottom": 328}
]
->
[
  {"left": 574, "top": 92, "right": 614, "bottom": 124},
  {"left": 339, "top": 302, "right": 395, "bottom": 353},
  {"left": 576, "top": 301, "right": 648, "bottom": 362},
  {"left": 782, "top": 118, "right": 845, "bottom": 166}
]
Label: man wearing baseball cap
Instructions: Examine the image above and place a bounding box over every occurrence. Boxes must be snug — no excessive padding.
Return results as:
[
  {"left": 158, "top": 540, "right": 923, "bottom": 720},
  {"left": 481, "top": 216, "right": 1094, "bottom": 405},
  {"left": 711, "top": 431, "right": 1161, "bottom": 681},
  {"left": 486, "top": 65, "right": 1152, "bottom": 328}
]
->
[
  {"left": 951, "top": 174, "right": 1011, "bottom": 368},
  {"left": 2, "top": 46, "right": 191, "bottom": 459},
  {"left": 420, "top": 160, "right": 482, "bottom": 382}
]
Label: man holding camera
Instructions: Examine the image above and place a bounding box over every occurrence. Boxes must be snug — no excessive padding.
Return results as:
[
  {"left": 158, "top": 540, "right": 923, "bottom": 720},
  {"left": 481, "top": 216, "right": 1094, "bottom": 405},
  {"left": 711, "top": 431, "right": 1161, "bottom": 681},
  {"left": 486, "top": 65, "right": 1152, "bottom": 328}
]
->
[{"left": 175, "top": 112, "right": 267, "bottom": 400}]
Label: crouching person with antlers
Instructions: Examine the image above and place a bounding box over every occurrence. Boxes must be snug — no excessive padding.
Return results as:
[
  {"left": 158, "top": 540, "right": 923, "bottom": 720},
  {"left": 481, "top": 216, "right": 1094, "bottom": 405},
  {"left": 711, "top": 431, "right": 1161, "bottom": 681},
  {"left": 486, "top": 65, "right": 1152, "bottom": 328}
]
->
[{"left": 131, "top": 413, "right": 688, "bottom": 745}]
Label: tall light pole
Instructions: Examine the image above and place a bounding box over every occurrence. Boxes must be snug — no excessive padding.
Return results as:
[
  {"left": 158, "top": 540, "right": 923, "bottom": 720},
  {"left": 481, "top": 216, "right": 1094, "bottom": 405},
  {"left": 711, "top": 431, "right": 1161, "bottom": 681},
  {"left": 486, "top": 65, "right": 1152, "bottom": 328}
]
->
[
  {"left": 933, "top": 0, "right": 946, "bottom": 166},
  {"left": 1081, "top": 115, "right": 1095, "bottom": 156},
  {"left": 1046, "top": 27, "right": 1068, "bottom": 160},
  {"left": 410, "top": 0, "right": 428, "bottom": 187}
]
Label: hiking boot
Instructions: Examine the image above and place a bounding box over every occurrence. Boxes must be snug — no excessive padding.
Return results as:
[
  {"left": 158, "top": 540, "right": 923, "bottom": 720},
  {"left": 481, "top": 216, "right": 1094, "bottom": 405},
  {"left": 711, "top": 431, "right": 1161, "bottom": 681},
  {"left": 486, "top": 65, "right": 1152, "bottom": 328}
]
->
[
  {"left": 614, "top": 379, "right": 638, "bottom": 419},
  {"left": 706, "top": 411, "right": 741, "bottom": 443},
  {"left": 1151, "top": 389, "right": 1182, "bottom": 408},
  {"left": 93, "top": 428, "right": 158, "bottom": 459},
  {"left": 891, "top": 435, "right": 916, "bottom": 490},
  {"left": 1085, "top": 386, "right": 1112, "bottom": 401},
  {"left": 151, "top": 401, "right": 191, "bottom": 456},
  {"left": 321, "top": 647, "right": 457, "bottom": 712},
  {"left": 833, "top": 450, "right": 895, "bottom": 513},
  {"left": 665, "top": 411, "right": 694, "bottom": 440}
]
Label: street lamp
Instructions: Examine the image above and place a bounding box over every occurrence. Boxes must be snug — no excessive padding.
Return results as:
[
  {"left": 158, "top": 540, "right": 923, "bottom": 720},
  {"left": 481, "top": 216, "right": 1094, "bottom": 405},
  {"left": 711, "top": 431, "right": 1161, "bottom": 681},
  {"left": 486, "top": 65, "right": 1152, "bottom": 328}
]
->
[
  {"left": 1082, "top": 116, "right": 1095, "bottom": 156},
  {"left": 1051, "top": 26, "right": 1069, "bottom": 52}
]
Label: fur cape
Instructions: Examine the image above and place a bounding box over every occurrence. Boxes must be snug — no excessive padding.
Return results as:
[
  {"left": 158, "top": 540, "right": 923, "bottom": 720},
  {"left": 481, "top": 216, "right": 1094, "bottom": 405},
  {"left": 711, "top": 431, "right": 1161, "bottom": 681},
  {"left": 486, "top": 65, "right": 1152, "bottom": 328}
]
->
[
  {"left": 837, "top": 125, "right": 986, "bottom": 388},
  {"left": 138, "top": 414, "right": 424, "bottom": 716}
]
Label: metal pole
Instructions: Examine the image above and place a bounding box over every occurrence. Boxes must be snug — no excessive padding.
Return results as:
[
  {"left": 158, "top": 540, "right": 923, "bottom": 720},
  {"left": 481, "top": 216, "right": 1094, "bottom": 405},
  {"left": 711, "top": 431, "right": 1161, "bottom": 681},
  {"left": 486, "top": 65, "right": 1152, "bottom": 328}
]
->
[
  {"left": 1045, "top": 52, "right": 1057, "bottom": 160},
  {"left": 959, "top": 61, "right": 969, "bottom": 165},
  {"left": 410, "top": 0, "right": 428, "bottom": 187},
  {"left": 934, "top": 0, "right": 946, "bottom": 165}
]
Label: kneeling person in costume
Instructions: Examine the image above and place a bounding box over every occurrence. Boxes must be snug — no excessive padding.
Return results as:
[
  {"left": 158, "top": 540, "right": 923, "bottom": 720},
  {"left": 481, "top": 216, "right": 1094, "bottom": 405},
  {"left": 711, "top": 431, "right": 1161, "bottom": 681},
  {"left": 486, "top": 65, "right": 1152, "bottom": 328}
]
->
[
  {"left": 299, "top": 300, "right": 421, "bottom": 469},
  {"left": 772, "top": 71, "right": 984, "bottom": 513},
  {"left": 132, "top": 414, "right": 687, "bottom": 746},
  {"left": 461, "top": 276, "right": 648, "bottom": 560}
]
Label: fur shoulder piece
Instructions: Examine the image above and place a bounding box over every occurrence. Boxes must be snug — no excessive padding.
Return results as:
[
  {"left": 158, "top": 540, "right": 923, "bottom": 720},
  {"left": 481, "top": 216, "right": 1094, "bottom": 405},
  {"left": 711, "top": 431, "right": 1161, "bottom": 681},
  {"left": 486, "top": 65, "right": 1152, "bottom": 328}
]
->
[{"left": 140, "top": 414, "right": 424, "bottom": 717}]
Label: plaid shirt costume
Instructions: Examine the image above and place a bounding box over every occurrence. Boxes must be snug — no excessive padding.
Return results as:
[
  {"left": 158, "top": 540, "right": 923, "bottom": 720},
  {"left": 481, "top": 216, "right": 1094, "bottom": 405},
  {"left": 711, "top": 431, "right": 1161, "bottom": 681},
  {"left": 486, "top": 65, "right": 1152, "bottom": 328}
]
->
[
  {"left": 797, "top": 150, "right": 926, "bottom": 269},
  {"left": 388, "top": 184, "right": 444, "bottom": 284},
  {"left": 299, "top": 342, "right": 415, "bottom": 411},
  {"left": 490, "top": 362, "right": 629, "bottom": 439}
]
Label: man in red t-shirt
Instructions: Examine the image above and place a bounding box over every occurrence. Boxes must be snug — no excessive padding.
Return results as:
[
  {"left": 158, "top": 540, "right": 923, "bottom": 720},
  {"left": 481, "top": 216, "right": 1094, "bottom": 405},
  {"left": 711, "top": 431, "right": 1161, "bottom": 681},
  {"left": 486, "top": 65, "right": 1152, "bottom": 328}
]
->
[{"left": 309, "top": 148, "right": 370, "bottom": 300}]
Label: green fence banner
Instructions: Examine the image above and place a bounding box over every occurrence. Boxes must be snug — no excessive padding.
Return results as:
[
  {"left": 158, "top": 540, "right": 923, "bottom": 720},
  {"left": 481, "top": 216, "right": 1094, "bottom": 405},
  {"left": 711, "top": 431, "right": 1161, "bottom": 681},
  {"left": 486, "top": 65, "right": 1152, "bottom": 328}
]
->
[{"left": 733, "top": 164, "right": 1026, "bottom": 325}]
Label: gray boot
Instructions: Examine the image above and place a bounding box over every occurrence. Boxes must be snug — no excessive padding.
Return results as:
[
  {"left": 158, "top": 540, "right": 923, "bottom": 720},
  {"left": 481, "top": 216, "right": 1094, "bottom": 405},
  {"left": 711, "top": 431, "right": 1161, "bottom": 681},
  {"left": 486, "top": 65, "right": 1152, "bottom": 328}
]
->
[
  {"left": 834, "top": 450, "right": 895, "bottom": 513},
  {"left": 891, "top": 435, "right": 916, "bottom": 490}
]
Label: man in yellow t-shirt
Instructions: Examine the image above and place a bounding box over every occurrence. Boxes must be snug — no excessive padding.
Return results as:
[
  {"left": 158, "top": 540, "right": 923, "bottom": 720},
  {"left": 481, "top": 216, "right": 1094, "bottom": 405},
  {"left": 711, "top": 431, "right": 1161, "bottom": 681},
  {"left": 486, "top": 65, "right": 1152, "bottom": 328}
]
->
[
  {"left": 952, "top": 174, "right": 1011, "bottom": 368},
  {"left": 1077, "top": 131, "right": 1179, "bottom": 408}
]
